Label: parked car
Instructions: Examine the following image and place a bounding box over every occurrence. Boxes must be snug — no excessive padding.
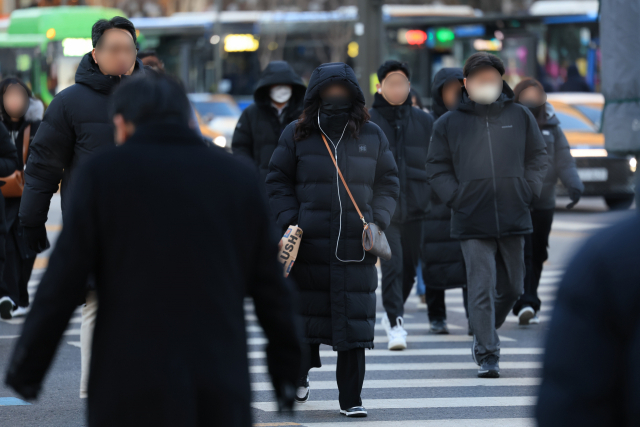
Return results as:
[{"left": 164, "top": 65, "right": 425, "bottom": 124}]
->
[
  {"left": 547, "top": 93, "right": 635, "bottom": 210},
  {"left": 188, "top": 93, "right": 241, "bottom": 150}
]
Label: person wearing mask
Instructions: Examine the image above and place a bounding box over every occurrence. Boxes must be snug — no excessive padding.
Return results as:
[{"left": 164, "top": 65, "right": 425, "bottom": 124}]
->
[
  {"left": 422, "top": 68, "right": 469, "bottom": 335},
  {"left": 266, "top": 62, "right": 399, "bottom": 417},
  {"left": 426, "top": 52, "right": 548, "bottom": 378},
  {"left": 5, "top": 73, "right": 300, "bottom": 426},
  {"left": 18, "top": 16, "right": 146, "bottom": 398},
  {"left": 0, "top": 78, "right": 42, "bottom": 319},
  {"left": 0, "top": 123, "right": 18, "bottom": 319},
  {"left": 512, "top": 78, "right": 583, "bottom": 325},
  {"left": 369, "top": 60, "right": 433, "bottom": 350},
  {"left": 232, "top": 61, "right": 306, "bottom": 188},
  {"left": 559, "top": 64, "right": 591, "bottom": 93}
]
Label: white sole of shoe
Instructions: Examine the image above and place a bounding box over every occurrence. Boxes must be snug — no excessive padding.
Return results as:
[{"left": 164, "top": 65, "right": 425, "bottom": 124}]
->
[
  {"left": 388, "top": 339, "right": 407, "bottom": 351},
  {"left": 518, "top": 308, "right": 535, "bottom": 326},
  {"left": 295, "top": 388, "right": 310, "bottom": 404},
  {"left": 340, "top": 409, "right": 368, "bottom": 417}
]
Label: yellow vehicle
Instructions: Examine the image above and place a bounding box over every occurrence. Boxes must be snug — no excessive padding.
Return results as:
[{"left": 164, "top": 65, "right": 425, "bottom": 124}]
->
[{"left": 547, "top": 93, "right": 635, "bottom": 210}]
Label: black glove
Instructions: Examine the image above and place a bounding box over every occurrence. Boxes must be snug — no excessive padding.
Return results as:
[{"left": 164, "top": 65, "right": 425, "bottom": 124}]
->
[
  {"left": 23, "top": 225, "right": 50, "bottom": 253},
  {"left": 566, "top": 188, "right": 582, "bottom": 209},
  {"left": 274, "top": 380, "right": 296, "bottom": 413}
]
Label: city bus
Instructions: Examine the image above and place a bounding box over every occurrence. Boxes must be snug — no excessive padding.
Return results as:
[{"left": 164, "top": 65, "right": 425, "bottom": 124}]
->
[{"left": 0, "top": 6, "right": 134, "bottom": 105}]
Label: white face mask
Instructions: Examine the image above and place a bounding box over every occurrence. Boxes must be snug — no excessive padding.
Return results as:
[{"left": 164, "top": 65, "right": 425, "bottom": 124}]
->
[
  {"left": 270, "top": 85, "right": 292, "bottom": 104},
  {"left": 467, "top": 83, "right": 502, "bottom": 105}
]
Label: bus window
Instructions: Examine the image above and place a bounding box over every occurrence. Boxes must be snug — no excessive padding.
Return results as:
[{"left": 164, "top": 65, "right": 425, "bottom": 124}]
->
[{"left": 0, "top": 47, "right": 38, "bottom": 88}]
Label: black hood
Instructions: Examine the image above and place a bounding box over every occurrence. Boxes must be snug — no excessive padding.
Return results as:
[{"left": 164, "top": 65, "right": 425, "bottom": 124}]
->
[
  {"left": 431, "top": 68, "right": 464, "bottom": 120},
  {"left": 543, "top": 102, "right": 560, "bottom": 126},
  {"left": 304, "top": 62, "right": 365, "bottom": 109},
  {"left": 75, "top": 52, "right": 145, "bottom": 95},
  {"left": 254, "top": 61, "right": 306, "bottom": 106},
  {"left": 458, "top": 80, "right": 515, "bottom": 115}
]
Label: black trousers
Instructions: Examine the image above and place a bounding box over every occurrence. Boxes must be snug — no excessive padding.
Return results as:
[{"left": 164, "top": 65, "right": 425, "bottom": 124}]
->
[
  {"left": 381, "top": 220, "right": 423, "bottom": 326},
  {"left": 301, "top": 344, "right": 365, "bottom": 410},
  {"left": 513, "top": 208, "right": 554, "bottom": 315},
  {"left": 1, "top": 231, "right": 36, "bottom": 307},
  {"left": 426, "top": 287, "right": 469, "bottom": 321}
]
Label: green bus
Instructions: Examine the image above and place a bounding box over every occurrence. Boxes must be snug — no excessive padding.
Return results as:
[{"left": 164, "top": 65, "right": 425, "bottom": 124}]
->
[{"left": 0, "top": 6, "right": 139, "bottom": 105}]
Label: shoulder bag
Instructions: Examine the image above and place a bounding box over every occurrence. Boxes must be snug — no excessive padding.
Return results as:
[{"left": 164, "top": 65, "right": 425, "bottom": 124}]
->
[{"left": 0, "top": 124, "right": 31, "bottom": 198}]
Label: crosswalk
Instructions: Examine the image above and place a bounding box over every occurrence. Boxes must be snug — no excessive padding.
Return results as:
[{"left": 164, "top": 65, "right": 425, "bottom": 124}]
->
[{"left": 247, "top": 267, "right": 562, "bottom": 426}]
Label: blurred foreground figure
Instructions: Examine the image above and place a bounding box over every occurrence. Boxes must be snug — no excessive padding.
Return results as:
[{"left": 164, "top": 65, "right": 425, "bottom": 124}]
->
[
  {"left": 5, "top": 74, "right": 301, "bottom": 426},
  {"left": 537, "top": 215, "right": 640, "bottom": 426}
]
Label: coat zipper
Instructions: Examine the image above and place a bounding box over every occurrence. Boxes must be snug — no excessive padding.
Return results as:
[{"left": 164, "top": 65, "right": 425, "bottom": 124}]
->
[{"left": 486, "top": 115, "right": 500, "bottom": 235}]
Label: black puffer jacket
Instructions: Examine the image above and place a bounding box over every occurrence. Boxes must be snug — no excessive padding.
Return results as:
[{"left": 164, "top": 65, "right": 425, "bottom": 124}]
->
[
  {"left": 232, "top": 61, "right": 306, "bottom": 185},
  {"left": 266, "top": 62, "right": 399, "bottom": 351},
  {"left": 427, "top": 81, "right": 548, "bottom": 240},
  {"left": 422, "top": 68, "right": 466, "bottom": 290},
  {"left": 20, "top": 53, "right": 145, "bottom": 227},
  {"left": 0, "top": 123, "right": 18, "bottom": 234},
  {"left": 369, "top": 92, "right": 433, "bottom": 224},
  {"left": 534, "top": 103, "right": 584, "bottom": 210}
]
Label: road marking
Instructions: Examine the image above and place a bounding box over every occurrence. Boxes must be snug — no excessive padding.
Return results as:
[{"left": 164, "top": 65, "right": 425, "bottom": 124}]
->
[
  {"left": 0, "top": 397, "right": 30, "bottom": 406},
  {"left": 552, "top": 221, "right": 608, "bottom": 231},
  {"left": 45, "top": 224, "right": 62, "bottom": 232},
  {"left": 0, "top": 328, "right": 80, "bottom": 340},
  {"left": 249, "top": 361, "right": 541, "bottom": 374},
  {"left": 252, "top": 377, "right": 542, "bottom": 391},
  {"left": 244, "top": 313, "right": 415, "bottom": 322},
  {"left": 247, "top": 347, "right": 543, "bottom": 359},
  {"left": 34, "top": 257, "right": 48, "bottom": 270},
  {"left": 505, "top": 315, "right": 551, "bottom": 323},
  {"left": 246, "top": 323, "right": 463, "bottom": 334},
  {"left": 1, "top": 316, "right": 81, "bottom": 325},
  {"left": 251, "top": 396, "right": 537, "bottom": 411},
  {"left": 246, "top": 334, "right": 514, "bottom": 346},
  {"left": 296, "top": 419, "right": 535, "bottom": 427}
]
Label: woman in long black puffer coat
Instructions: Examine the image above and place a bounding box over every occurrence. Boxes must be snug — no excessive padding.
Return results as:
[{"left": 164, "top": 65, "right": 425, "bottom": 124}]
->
[
  {"left": 0, "top": 78, "right": 37, "bottom": 319},
  {"left": 266, "top": 62, "right": 399, "bottom": 417}
]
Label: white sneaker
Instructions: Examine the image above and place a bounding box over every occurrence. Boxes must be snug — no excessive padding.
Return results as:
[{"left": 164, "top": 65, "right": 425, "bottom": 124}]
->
[
  {"left": 387, "top": 316, "right": 407, "bottom": 350},
  {"left": 295, "top": 374, "right": 310, "bottom": 403},
  {"left": 11, "top": 306, "right": 28, "bottom": 317},
  {"left": 0, "top": 297, "right": 15, "bottom": 320},
  {"left": 528, "top": 314, "right": 540, "bottom": 325},
  {"left": 517, "top": 306, "right": 535, "bottom": 326}
]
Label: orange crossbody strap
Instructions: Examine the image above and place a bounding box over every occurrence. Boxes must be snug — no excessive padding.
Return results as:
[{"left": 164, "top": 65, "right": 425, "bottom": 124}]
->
[
  {"left": 320, "top": 132, "right": 367, "bottom": 226},
  {"left": 22, "top": 124, "right": 31, "bottom": 165}
]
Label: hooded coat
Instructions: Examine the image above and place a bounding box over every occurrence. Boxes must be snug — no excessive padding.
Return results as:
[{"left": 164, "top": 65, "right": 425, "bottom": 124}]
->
[
  {"left": 559, "top": 64, "right": 591, "bottom": 93},
  {"left": 232, "top": 61, "right": 306, "bottom": 185},
  {"left": 19, "top": 53, "right": 146, "bottom": 228},
  {"left": 0, "top": 124, "right": 18, "bottom": 235},
  {"left": 266, "top": 63, "right": 399, "bottom": 351},
  {"left": 422, "top": 68, "right": 466, "bottom": 290},
  {"left": 426, "top": 81, "right": 548, "bottom": 240},
  {"left": 532, "top": 103, "right": 584, "bottom": 210},
  {"left": 368, "top": 92, "right": 433, "bottom": 224}
]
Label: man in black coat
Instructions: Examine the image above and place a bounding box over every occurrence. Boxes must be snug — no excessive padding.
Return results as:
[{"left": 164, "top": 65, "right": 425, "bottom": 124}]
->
[
  {"left": 537, "top": 215, "right": 640, "bottom": 426},
  {"left": 426, "top": 53, "right": 548, "bottom": 378},
  {"left": 421, "top": 68, "right": 468, "bottom": 334},
  {"left": 0, "top": 122, "right": 18, "bottom": 319},
  {"left": 232, "top": 61, "right": 306, "bottom": 186},
  {"left": 369, "top": 60, "right": 433, "bottom": 350},
  {"left": 18, "top": 16, "right": 146, "bottom": 398},
  {"left": 559, "top": 64, "right": 592, "bottom": 93},
  {"left": 5, "top": 74, "right": 301, "bottom": 427}
]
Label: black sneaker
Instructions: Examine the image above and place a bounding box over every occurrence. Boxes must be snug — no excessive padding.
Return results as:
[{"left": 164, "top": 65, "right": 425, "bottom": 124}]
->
[
  {"left": 478, "top": 355, "right": 500, "bottom": 378},
  {"left": 429, "top": 319, "right": 449, "bottom": 334},
  {"left": 294, "top": 374, "right": 310, "bottom": 403},
  {"left": 0, "top": 297, "right": 14, "bottom": 320},
  {"left": 340, "top": 406, "right": 367, "bottom": 417}
]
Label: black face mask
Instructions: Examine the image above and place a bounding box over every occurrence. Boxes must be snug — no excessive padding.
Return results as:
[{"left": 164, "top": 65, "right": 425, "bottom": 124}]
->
[
  {"left": 528, "top": 105, "right": 544, "bottom": 118},
  {"left": 320, "top": 96, "right": 352, "bottom": 115}
]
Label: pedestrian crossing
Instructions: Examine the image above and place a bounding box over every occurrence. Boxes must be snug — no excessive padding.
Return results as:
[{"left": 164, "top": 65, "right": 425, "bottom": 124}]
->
[{"left": 247, "top": 268, "right": 563, "bottom": 426}]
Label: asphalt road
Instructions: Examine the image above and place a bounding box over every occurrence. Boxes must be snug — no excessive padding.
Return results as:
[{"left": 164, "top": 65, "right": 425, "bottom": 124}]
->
[{"left": 0, "top": 195, "right": 634, "bottom": 427}]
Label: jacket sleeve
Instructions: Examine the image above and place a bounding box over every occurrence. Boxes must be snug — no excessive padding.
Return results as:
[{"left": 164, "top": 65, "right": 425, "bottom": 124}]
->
[
  {"left": 0, "top": 123, "right": 18, "bottom": 176},
  {"left": 523, "top": 108, "right": 549, "bottom": 197},
  {"left": 265, "top": 123, "right": 299, "bottom": 232},
  {"left": 5, "top": 163, "right": 97, "bottom": 399},
  {"left": 247, "top": 176, "right": 301, "bottom": 393},
  {"left": 372, "top": 127, "right": 399, "bottom": 230},
  {"left": 20, "top": 93, "right": 76, "bottom": 228},
  {"left": 553, "top": 127, "right": 584, "bottom": 193},
  {"left": 231, "top": 108, "right": 254, "bottom": 159},
  {"left": 426, "top": 119, "right": 459, "bottom": 207},
  {"left": 536, "top": 231, "right": 620, "bottom": 426}
]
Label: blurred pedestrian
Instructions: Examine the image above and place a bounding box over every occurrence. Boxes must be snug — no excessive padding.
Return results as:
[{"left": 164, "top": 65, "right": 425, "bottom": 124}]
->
[
  {"left": 422, "top": 68, "right": 469, "bottom": 335},
  {"left": 18, "top": 16, "right": 146, "bottom": 398},
  {"left": 559, "top": 64, "right": 591, "bottom": 92},
  {"left": 536, "top": 215, "right": 640, "bottom": 426},
  {"left": 426, "top": 53, "right": 548, "bottom": 378},
  {"left": 0, "top": 123, "right": 18, "bottom": 319},
  {"left": 232, "top": 61, "right": 305, "bottom": 189},
  {"left": 5, "top": 73, "right": 301, "bottom": 426},
  {"left": 512, "top": 78, "right": 583, "bottom": 325},
  {"left": 266, "top": 62, "right": 399, "bottom": 417},
  {"left": 0, "top": 78, "right": 43, "bottom": 319},
  {"left": 410, "top": 88, "right": 426, "bottom": 111},
  {"left": 369, "top": 60, "right": 433, "bottom": 350},
  {"left": 137, "top": 49, "right": 164, "bottom": 72}
]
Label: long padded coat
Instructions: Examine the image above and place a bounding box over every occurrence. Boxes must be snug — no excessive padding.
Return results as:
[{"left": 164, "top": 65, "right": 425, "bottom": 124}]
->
[{"left": 266, "top": 62, "right": 399, "bottom": 351}]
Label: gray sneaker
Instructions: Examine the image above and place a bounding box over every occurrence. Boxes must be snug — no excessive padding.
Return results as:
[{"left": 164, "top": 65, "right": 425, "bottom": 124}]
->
[
  {"left": 295, "top": 374, "right": 310, "bottom": 403},
  {"left": 478, "top": 355, "right": 500, "bottom": 378},
  {"left": 340, "top": 406, "right": 367, "bottom": 417},
  {"left": 429, "top": 319, "right": 449, "bottom": 334}
]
